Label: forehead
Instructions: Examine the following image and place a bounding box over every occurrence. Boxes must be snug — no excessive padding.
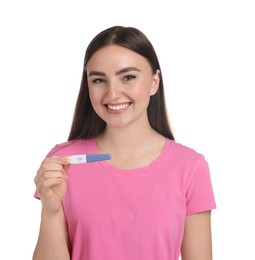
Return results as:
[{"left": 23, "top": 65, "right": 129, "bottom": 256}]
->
[{"left": 86, "top": 45, "right": 151, "bottom": 72}]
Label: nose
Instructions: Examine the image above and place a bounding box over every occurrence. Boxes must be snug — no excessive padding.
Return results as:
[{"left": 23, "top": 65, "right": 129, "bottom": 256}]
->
[{"left": 106, "top": 80, "right": 122, "bottom": 100}]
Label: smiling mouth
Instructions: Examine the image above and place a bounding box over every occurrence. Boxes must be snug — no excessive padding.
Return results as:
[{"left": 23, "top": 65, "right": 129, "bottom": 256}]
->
[{"left": 105, "top": 102, "right": 131, "bottom": 111}]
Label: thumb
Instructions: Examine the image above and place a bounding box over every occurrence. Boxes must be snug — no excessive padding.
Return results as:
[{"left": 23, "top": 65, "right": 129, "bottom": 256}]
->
[{"left": 63, "top": 164, "right": 70, "bottom": 172}]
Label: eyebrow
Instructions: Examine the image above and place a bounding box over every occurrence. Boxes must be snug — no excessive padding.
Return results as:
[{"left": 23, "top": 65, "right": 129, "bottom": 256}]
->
[{"left": 88, "top": 67, "right": 141, "bottom": 77}]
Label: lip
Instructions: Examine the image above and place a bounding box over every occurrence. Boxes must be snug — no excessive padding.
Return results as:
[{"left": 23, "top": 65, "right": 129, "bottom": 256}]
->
[{"left": 104, "top": 102, "right": 132, "bottom": 113}]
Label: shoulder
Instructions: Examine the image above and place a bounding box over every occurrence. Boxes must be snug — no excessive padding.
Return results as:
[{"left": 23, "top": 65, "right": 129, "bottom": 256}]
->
[
  {"left": 46, "top": 138, "right": 96, "bottom": 157},
  {"left": 166, "top": 140, "right": 214, "bottom": 196},
  {"left": 167, "top": 139, "right": 206, "bottom": 163}
]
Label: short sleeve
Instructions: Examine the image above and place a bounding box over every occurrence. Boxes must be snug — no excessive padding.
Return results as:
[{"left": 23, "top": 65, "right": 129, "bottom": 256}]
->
[{"left": 186, "top": 157, "right": 216, "bottom": 215}]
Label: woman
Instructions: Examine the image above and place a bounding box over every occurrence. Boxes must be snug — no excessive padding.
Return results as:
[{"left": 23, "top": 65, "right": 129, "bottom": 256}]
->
[{"left": 33, "top": 26, "right": 216, "bottom": 260}]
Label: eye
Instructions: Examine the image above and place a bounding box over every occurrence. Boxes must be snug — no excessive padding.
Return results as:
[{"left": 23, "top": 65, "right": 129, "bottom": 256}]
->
[
  {"left": 123, "top": 75, "right": 136, "bottom": 81},
  {"left": 91, "top": 78, "right": 105, "bottom": 84}
]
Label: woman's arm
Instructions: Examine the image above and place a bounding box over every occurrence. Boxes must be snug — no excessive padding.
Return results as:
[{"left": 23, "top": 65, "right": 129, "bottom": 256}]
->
[
  {"left": 181, "top": 211, "right": 213, "bottom": 260},
  {"left": 33, "top": 207, "right": 71, "bottom": 260},
  {"left": 33, "top": 157, "right": 71, "bottom": 260}
]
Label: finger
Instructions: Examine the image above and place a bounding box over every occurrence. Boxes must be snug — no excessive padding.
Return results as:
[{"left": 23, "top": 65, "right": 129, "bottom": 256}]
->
[
  {"left": 40, "top": 177, "right": 66, "bottom": 189},
  {"left": 35, "top": 167, "right": 63, "bottom": 185},
  {"left": 43, "top": 156, "right": 70, "bottom": 165},
  {"left": 42, "top": 171, "right": 68, "bottom": 181},
  {"left": 34, "top": 168, "right": 67, "bottom": 185},
  {"left": 63, "top": 164, "right": 70, "bottom": 172},
  {"left": 36, "top": 173, "right": 66, "bottom": 192},
  {"left": 40, "top": 162, "right": 67, "bottom": 172}
]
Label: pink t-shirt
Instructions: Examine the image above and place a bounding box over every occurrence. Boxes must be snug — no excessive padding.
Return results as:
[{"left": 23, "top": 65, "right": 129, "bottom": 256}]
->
[{"left": 35, "top": 138, "right": 216, "bottom": 260}]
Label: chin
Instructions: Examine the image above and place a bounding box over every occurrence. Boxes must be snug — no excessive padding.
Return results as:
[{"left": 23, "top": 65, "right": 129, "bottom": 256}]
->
[{"left": 105, "top": 119, "right": 133, "bottom": 129}]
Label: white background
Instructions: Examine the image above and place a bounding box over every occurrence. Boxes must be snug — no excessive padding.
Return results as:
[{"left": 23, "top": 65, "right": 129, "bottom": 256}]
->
[{"left": 0, "top": 0, "right": 254, "bottom": 259}]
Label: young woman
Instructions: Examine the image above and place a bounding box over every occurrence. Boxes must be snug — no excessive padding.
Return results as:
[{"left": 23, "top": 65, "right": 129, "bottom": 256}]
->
[{"left": 33, "top": 26, "right": 216, "bottom": 260}]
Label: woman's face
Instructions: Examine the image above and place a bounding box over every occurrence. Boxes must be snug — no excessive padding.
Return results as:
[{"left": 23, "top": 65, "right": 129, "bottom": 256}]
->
[{"left": 86, "top": 45, "right": 160, "bottom": 129}]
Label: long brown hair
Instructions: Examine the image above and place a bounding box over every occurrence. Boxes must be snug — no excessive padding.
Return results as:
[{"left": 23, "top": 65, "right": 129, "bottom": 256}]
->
[{"left": 68, "top": 26, "right": 174, "bottom": 141}]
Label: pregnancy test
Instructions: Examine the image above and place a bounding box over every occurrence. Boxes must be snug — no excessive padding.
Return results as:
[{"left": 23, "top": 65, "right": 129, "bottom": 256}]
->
[{"left": 67, "top": 154, "right": 111, "bottom": 164}]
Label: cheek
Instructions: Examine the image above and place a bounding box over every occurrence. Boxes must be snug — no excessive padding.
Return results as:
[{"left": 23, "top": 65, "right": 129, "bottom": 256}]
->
[
  {"left": 88, "top": 90, "right": 102, "bottom": 112},
  {"left": 89, "top": 88, "right": 100, "bottom": 102},
  {"left": 131, "top": 83, "right": 152, "bottom": 100}
]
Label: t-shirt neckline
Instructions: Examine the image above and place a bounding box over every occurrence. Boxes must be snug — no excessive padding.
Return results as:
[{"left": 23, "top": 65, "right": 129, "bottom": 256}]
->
[{"left": 87, "top": 138, "right": 174, "bottom": 176}]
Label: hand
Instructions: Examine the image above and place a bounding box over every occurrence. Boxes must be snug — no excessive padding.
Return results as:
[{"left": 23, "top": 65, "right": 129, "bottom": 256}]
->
[{"left": 34, "top": 157, "right": 70, "bottom": 217}]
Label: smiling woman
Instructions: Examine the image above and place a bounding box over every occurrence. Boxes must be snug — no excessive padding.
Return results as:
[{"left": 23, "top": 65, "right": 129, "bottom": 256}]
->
[
  {"left": 68, "top": 27, "right": 173, "bottom": 141},
  {"left": 33, "top": 26, "right": 216, "bottom": 260},
  {"left": 86, "top": 45, "right": 160, "bottom": 129}
]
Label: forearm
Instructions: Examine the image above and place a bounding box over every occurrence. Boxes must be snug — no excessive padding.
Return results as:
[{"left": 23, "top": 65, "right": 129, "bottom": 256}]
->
[
  {"left": 181, "top": 211, "right": 212, "bottom": 260},
  {"left": 33, "top": 208, "right": 70, "bottom": 260}
]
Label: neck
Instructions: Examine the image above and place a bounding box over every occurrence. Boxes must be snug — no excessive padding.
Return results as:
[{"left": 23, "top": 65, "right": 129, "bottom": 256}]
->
[
  {"left": 96, "top": 119, "right": 167, "bottom": 169},
  {"left": 104, "top": 127, "right": 155, "bottom": 148},
  {"left": 99, "top": 114, "right": 146, "bottom": 142},
  {"left": 97, "top": 119, "right": 165, "bottom": 154}
]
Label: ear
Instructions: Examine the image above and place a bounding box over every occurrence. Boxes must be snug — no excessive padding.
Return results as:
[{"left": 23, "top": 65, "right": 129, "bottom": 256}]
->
[{"left": 150, "top": 69, "right": 160, "bottom": 96}]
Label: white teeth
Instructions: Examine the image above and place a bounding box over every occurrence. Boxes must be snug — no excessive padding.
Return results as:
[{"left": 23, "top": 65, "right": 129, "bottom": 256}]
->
[{"left": 107, "top": 103, "right": 130, "bottom": 111}]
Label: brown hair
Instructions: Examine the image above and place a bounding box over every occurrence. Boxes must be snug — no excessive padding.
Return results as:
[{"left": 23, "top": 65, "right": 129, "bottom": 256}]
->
[{"left": 68, "top": 26, "right": 174, "bottom": 141}]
